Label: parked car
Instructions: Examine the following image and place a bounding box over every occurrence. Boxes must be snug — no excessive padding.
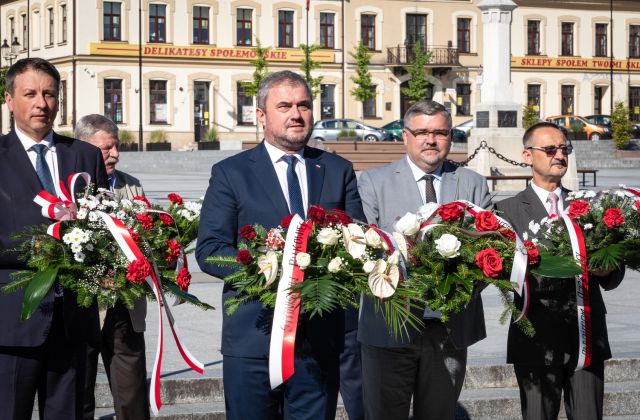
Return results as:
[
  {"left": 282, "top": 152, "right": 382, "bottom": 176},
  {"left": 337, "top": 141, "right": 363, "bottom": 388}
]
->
[
  {"left": 310, "top": 119, "right": 393, "bottom": 142},
  {"left": 584, "top": 114, "right": 640, "bottom": 138},
  {"left": 454, "top": 119, "right": 474, "bottom": 135},
  {"left": 381, "top": 119, "right": 467, "bottom": 142},
  {"left": 543, "top": 115, "right": 611, "bottom": 140}
]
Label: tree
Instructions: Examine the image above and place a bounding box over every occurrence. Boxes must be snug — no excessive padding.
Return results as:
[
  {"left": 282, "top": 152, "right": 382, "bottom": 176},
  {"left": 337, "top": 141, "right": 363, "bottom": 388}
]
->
[
  {"left": 611, "top": 101, "right": 632, "bottom": 149},
  {"left": 400, "top": 42, "right": 432, "bottom": 104},
  {"left": 522, "top": 103, "right": 539, "bottom": 129},
  {"left": 299, "top": 44, "right": 324, "bottom": 99},
  {"left": 350, "top": 42, "right": 375, "bottom": 121},
  {"left": 243, "top": 39, "right": 270, "bottom": 141}
]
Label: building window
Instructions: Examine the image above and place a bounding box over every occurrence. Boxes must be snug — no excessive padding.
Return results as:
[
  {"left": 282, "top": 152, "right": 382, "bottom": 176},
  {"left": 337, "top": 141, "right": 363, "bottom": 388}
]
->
[
  {"left": 630, "top": 86, "right": 640, "bottom": 122},
  {"left": 59, "top": 80, "right": 67, "bottom": 125},
  {"left": 320, "top": 84, "right": 335, "bottom": 119},
  {"left": 278, "top": 10, "right": 294, "bottom": 48},
  {"left": 561, "top": 85, "right": 574, "bottom": 115},
  {"left": 527, "top": 84, "right": 541, "bottom": 117},
  {"left": 149, "top": 80, "right": 168, "bottom": 124},
  {"left": 361, "top": 14, "right": 376, "bottom": 50},
  {"left": 21, "top": 13, "right": 27, "bottom": 50},
  {"left": 406, "top": 13, "right": 426, "bottom": 47},
  {"left": 595, "top": 23, "right": 607, "bottom": 57},
  {"left": 594, "top": 86, "right": 604, "bottom": 115},
  {"left": 630, "top": 25, "right": 640, "bottom": 58},
  {"left": 237, "top": 82, "right": 254, "bottom": 125},
  {"left": 561, "top": 22, "right": 573, "bottom": 56},
  {"left": 319, "top": 12, "right": 334, "bottom": 49},
  {"left": 61, "top": 4, "right": 67, "bottom": 43},
  {"left": 47, "top": 8, "right": 54, "bottom": 46},
  {"left": 149, "top": 4, "right": 166, "bottom": 43},
  {"left": 236, "top": 8, "right": 252, "bottom": 46},
  {"left": 32, "top": 11, "right": 40, "bottom": 50},
  {"left": 527, "top": 20, "right": 540, "bottom": 55},
  {"left": 193, "top": 6, "right": 209, "bottom": 44},
  {"left": 363, "top": 86, "right": 376, "bottom": 118},
  {"left": 457, "top": 18, "right": 471, "bottom": 53},
  {"left": 103, "top": 2, "right": 121, "bottom": 41},
  {"left": 104, "top": 79, "right": 123, "bottom": 124},
  {"left": 456, "top": 84, "right": 471, "bottom": 116}
]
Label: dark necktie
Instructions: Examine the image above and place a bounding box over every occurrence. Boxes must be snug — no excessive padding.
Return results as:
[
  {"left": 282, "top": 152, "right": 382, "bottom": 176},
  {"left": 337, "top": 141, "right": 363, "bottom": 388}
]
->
[
  {"left": 282, "top": 155, "right": 305, "bottom": 218},
  {"left": 423, "top": 174, "right": 437, "bottom": 204},
  {"left": 32, "top": 144, "right": 56, "bottom": 195}
]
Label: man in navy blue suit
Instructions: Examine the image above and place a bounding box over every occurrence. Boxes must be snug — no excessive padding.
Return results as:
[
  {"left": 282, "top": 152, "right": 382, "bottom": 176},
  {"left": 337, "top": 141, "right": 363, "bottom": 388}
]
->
[
  {"left": 196, "top": 70, "right": 364, "bottom": 419},
  {"left": 0, "top": 58, "right": 107, "bottom": 419}
]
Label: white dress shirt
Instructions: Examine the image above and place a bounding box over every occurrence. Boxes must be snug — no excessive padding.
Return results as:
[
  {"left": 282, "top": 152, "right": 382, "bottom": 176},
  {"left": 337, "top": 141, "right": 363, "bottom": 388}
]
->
[
  {"left": 406, "top": 156, "right": 444, "bottom": 204},
  {"left": 16, "top": 128, "right": 60, "bottom": 195},
  {"left": 263, "top": 140, "right": 309, "bottom": 214},
  {"left": 530, "top": 181, "right": 564, "bottom": 216}
]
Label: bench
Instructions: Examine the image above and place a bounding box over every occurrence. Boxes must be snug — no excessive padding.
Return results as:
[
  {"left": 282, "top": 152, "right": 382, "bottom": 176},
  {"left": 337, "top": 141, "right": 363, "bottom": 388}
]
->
[{"left": 577, "top": 169, "right": 598, "bottom": 187}]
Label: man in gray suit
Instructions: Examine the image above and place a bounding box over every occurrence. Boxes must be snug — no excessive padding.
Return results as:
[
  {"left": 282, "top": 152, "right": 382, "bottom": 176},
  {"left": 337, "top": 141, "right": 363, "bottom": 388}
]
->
[
  {"left": 495, "top": 122, "right": 623, "bottom": 420},
  {"left": 358, "top": 101, "right": 491, "bottom": 419},
  {"left": 76, "top": 114, "right": 149, "bottom": 420}
]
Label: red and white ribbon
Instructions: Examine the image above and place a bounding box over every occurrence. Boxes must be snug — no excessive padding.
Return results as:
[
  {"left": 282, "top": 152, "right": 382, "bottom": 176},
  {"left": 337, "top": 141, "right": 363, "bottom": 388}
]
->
[
  {"left": 625, "top": 187, "right": 640, "bottom": 197},
  {"left": 561, "top": 212, "right": 592, "bottom": 370},
  {"left": 269, "top": 215, "right": 312, "bottom": 389},
  {"left": 97, "top": 212, "right": 204, "bottom": 414}
]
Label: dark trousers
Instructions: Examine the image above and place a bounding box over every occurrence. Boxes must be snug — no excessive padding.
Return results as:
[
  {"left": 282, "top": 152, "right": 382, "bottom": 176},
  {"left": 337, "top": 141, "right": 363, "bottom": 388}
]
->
[
  {"left": 84, "top": 301, "right": 149, "bottom": 420},
  {"left": 0, "top": 302, "right": 87, "bottom": 420},
  {"left": 514, "top": 362, "right": 605, "bottom": 420},
  {"left": 222, "top": 351, "right": 340, "bottom": 420},
  {"left": 340, "top": 328, "right": 364, "bottom": 420},
  {"left": 361, "top": 321, "right": 467, "bottom": 420}
]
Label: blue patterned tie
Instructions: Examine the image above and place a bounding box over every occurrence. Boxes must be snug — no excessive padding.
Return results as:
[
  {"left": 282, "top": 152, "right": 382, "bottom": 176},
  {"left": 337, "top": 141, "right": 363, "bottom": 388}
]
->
[
  {"left": 32, "top": 144, "right": 56, "bottom": 195},
  {"left": 282, "top": 155, "right": 305, "bottom": 218}
]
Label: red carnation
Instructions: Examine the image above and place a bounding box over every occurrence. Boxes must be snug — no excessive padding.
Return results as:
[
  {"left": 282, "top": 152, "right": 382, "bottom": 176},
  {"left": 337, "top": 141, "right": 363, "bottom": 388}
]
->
[
  {"left": 524, "top": 240, "right": 540, "bottom": 265},
  {"left": 568, "top": 199, "right": 590, "bottom": 219},
  {"left": 133, "top": 196, "right": 151, "bottom": 207},
  {"left": 136, "top": 213, "right": 154, "bottom": 230},
  {"left": 280, "top": 214, "right": 295, "bottom": 229},
  {"left": 475, "top": 211, "right": 500, "bottom": 232},
  {"left": 475, "top": 248, "right": 503, "bottom": 278},
  {"left": 239, "top": 225, "right": 257, "bottom": 240},
  {"left": 236, "top": 249, "right": 253, "bottom": 265},
  {"left": 165, "top": 239, "right": 181, "bottom": 263},
  {"left": 128, "top": 228, "right": 140, "bottom": 244},
  {"left": 325, "top": 209, "right": 353, "bottom": 226},
  {"left": 168, "top": 193, "right": 184, "bottom": 205},
  {"left": 126, "top": 259, "right": 151, "bottom": 283},
  {"left": 176, "top": 268, "right": 191, "bottom": 291},
  {"left": 159, "top": 213, "right": 173, "bottom": 226},
  {"left": 437, "top": 203, "right": 466, "bottom": 222},
  {"left": 307, "top": 205, "right": 326, "bottom": 225},
  {"left": 603, "top": 208, "right": 625, "bottom": 228}
]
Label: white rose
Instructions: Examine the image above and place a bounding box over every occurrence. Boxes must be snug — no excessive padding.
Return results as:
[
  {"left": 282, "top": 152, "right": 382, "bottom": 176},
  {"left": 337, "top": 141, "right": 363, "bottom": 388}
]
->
[
  {"left": 387, "top": 250, "right": 400, "bottom": 265},
  {"left": 434, "top": 233, "right": 461, "bottom": 259},
  {"left": 395, "top": 212, "right": 420, "bottom": 236},
  {"left": 362, "top": 260, "right": 376, "bottom": 273},
  {"left": 416, "top": 202, "right": 439, "bottom": 221},
  {"left": 364, "top": 228, "right": 383, "bottom": 248},
  {"left": 317, "top": 227, "right": 341, "bottom": 246},
  {"left": 295, "top": 252, "right": 311, "bottom": 269},
  {"left": 327, "top": 257, "right": 343, "bottom": 273}
]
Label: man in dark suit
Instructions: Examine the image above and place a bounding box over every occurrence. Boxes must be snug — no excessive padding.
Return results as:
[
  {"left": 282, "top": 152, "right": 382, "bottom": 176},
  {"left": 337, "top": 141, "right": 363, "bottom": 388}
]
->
[
  {"left": 196, "top": 70, "right": 364, "bottom": 419},
  {"left": 0, "top": 58, "right": 107, "bottom": 419},
  {"left": 75, "top": 114, "right": 149, "bottom": 420},
  {"left": 357, "top": 101, "right": 491, "bottom": 420},
  {"left": 495, "top": 122, "right": 624, "bottom": 420}
]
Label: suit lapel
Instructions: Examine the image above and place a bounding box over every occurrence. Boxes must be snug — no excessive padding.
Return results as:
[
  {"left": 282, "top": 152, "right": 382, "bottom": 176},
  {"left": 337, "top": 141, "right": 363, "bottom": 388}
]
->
[
  {"left": 439, "top": 162, "right": 458, "bottom": 204},
  {"left": 3, "top": 132, "right": 43, "bottom": 197},
  {"left": 396, "top": 158, "right": 423, "bottom": 211},
  {"left": 304, "top": 147, "right": 325, "bottom": 206},
  {"left": 521, "top": 186, "right": 549, "bottom": 230},
  {"left": 249, "top": 142, "right": 290, "bottom": 215}
]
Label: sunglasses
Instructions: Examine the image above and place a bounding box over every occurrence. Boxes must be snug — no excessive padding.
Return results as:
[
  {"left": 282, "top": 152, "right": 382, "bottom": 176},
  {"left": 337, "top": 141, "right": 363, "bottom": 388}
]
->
[{"left": 526, "top": 145, "right": 573, "bottom": 156}]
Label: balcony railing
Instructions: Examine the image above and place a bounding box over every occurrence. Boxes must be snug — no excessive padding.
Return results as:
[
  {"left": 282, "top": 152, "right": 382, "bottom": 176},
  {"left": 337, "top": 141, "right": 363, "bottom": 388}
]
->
[{"left": 387, "top": 45, "right": 460, "bottom": 67}]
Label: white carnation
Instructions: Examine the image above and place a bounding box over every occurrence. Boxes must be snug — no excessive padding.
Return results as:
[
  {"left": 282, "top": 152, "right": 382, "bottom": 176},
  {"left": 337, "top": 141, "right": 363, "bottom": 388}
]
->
[
  {"left": 583, "top": 223, "right": 594, "bottom": 230},
  {"left": 584, "top": 190, "right": 596, "bottom": 198},
  {"left": 528, "top": 220, "right": 541, "bottom": 235},
  {"left": 522, "top": 231, "right": 529, "bottom": 241},
  {"left": 185, "top": 201, "right": 202, "bottom": 215},
  {"left": 435, "top": 233, "right": 461, "bottom": 259}
]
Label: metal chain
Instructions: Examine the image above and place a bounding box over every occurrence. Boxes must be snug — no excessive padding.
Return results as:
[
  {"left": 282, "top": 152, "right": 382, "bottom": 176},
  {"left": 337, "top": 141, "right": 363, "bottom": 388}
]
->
[{"left": 449, "top": 140, "right": 530, "bottom": 168}]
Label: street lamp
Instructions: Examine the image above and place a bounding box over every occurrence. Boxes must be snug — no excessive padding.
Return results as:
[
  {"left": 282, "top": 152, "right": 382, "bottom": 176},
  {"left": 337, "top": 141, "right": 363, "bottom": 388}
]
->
[{"left": 1, "top": 37, "right": 20, "bottom": 66}]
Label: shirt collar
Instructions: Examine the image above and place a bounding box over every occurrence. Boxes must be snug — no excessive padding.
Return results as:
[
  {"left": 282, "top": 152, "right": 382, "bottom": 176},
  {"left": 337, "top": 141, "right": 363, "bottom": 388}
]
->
[
  {"left": 406, "top": 155, "right": 444, "bottom": 182},
  {"left": 530, "top": 181, "right": 563, "bottom": 206},
  {"left": 16, "top": 127, "right": 55, "bottom": 152},
  {"left": 264, "top": 140, "right": 304, "bottom": 164}
]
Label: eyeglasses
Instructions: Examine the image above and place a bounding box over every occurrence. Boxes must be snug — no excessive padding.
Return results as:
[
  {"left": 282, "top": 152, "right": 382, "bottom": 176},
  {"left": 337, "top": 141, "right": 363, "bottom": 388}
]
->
[
  {"left": 526, "top": 145, "right": 573, "bottom": 156},
  {"left": 404, "top": 127, "right": 451, "bottom": 141}
]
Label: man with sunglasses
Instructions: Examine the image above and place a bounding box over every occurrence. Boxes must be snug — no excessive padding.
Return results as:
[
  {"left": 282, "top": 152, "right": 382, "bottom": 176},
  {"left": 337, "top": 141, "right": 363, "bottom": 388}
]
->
[
  {"left": 495, "top": 122, "right": 624, "bottom": 420},
  {"left": 357, "top": 100, "right": 491, "bottom": 419}
]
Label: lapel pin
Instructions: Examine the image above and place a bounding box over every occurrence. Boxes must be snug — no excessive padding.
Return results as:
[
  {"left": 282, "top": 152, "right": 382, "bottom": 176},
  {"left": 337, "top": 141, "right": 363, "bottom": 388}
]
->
[{"left": 315, "top": 164, "right": 321, "bottom": 169}]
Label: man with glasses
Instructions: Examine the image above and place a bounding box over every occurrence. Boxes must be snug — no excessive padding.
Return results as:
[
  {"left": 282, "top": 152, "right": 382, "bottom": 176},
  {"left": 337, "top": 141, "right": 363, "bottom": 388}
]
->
[
  {"left": 357, "top": 100, "right": 491, "bottom": 419},
  {"left": 495, "top": 122, "right": 624, "bottom": 420}
]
